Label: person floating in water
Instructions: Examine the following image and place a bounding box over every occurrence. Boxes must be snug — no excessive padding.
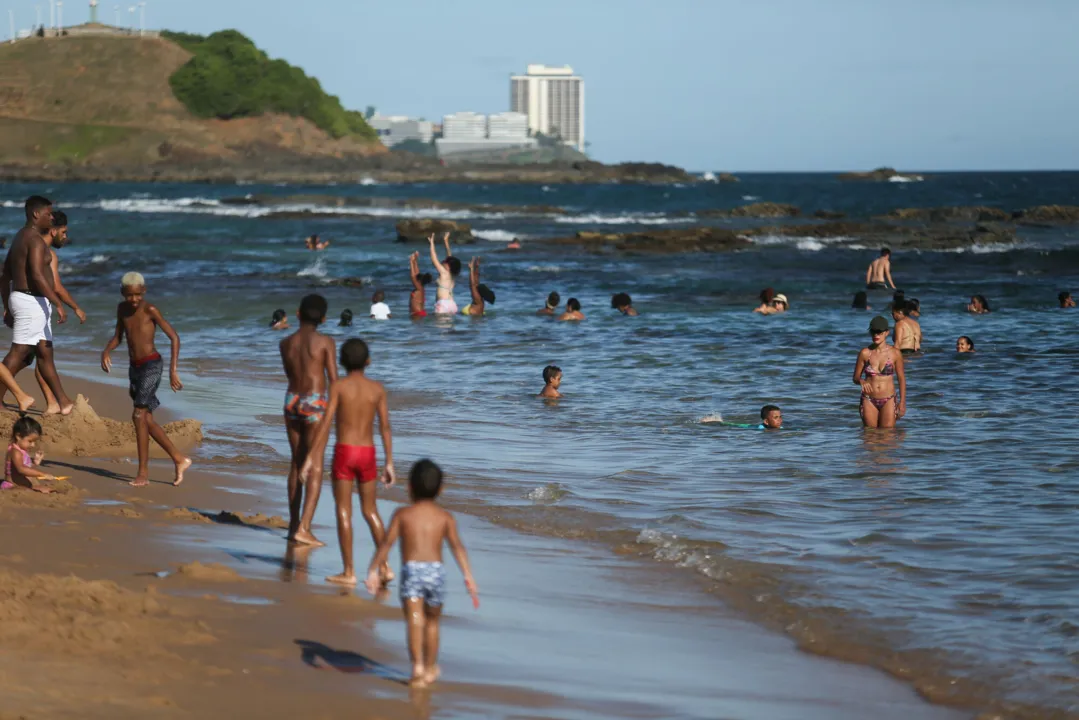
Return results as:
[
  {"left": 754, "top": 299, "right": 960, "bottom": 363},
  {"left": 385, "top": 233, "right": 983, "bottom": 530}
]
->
[
  {"left": 305, "top": 234, "right": 330, "bottom": 251},
  {"left": 429, "top": 233, "right": 461, "bottom": 315},
  {"left": 1058, "top": 291, "right": 1075, "bottom": 309},
  {"left": 717, "top": 405, "right": 783, "bottom": 429},
  {"left": 753, "top": 288, "right": 776, "bottom": 313},
  {"left": 853, "top": 316, "right": 906, "bottom": 428},
  {"left": 866, "top": 248, "right": 895, "bottom": 290},
  {"left": 968, "top": 295, "right": 991, "bottom": 314},
  {"left": 364, "top": 459, "right": 479, "bottom": 688},
  {"left": 101, "top": 272, "right": 192, "bottom": 487},
  {"left": 339, "top": 309, "right": 353, "bottom": 327},
  {"left": 537, "top": 291, "right": 560, "bottom": 316},
  {"left": 906, "top": 298, "right": 921, "bottom": 318},
  {"left": 852, "top": 291, "right": 871, "bottom": 311},
  {"left": 461, "top": 257, "right": 495, "bottom": 316},
  {"left": 409, "top": 251, "right": 432, "bottom": 319},
  {"left": 278, "top": 294, "right": 337, "bottom": 546},
  {"left": 506, "top": 238, "right": 522, "bottom": 250},
  {"left": 303, "top": 338, "right": 395, "bottom": 589},
  {"left": 270, "top": 309, "right": 290, "bottom": 330},
  {"left": 370, "top": 290, "right": 391, "bottom": 320},
  {"left": 956, "top": 336, "right": 975, "bottom": 353},
  {"left": 611, "top": 293, "right": 638, "bottom": 316},
  {"left": 558, "top": 298, "right": 585, "bottom": 322},
  {"left": 892, "top": 299, "right": 922, "bottom": 354},
  {"left": 539, "top": 365, "right": 562, "bottom": 398}
]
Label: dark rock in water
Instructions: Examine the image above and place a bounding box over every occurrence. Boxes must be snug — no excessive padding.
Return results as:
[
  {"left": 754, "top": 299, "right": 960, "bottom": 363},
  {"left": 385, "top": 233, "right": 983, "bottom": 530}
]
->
[
  {"left": 718, "top": 172, "right": 740, "bottom": 183},
  {"left": 698, "top": 202, "right": 801, "bottom": 219},
  {"left": 813, "top": 210, "right": 846, "bottom": 220},
  {"left": 395, "top": 219, "right": 475, "bottom": 244},
  {"left": 838, "top": 167, "right": 923, "bottom": 182},
  {"left": 1014, "top": 205, "right": 1079, "bottom": 224},
  {"left": 550, "top": 227, "right": 752, "bottom": 253},
  {"left": 881, "top": 206, "right": 1010, "bottom": 223},
  {"left": 324, "top": 277, "right": 365, "bottom": 288},
  {"left": 750, "top": 220, "right": 1016, "bottom": 251}
]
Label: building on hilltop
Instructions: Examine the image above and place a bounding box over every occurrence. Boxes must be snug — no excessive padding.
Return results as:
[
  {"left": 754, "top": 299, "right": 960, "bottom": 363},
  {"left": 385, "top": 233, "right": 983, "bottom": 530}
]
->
[
  {"left": 510, "top": 64, "right": 584, "bottom": 152},
  {"left": 441, "top": 112, "right": 487, "bottom": 141},
  {"left": 368, "top": 113, "right": 433, "bottom": 148},
  {"left": 487, "top": 111, "right": 529, "bottom": 140},
  {"left": 435, "top": 110, "right": 537, "bottom": 160}
]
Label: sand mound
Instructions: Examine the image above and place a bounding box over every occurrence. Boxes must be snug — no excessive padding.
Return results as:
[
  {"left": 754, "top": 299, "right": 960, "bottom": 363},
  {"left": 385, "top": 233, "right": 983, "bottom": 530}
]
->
[
  {"left": 175, "top": 562, "right": 242, "bottom": 582},
  {"left": 213, "top": 510, "right": 290, "bottom": 530},
  {"left": 165, "top": 507, "right": 212, "bottom": 523},
  {"left": 0, "top": 395, "right": 202, "bottom": 458}
]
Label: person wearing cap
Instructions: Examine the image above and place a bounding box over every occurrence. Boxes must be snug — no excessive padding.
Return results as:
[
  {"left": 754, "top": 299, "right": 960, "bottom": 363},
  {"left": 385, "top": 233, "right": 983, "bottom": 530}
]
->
[
  {"left": 853, "top": 315, "right": 906, "bottom": 428},
  {"left": 754, "top": 292, "right": 789, "bottom": 315}
]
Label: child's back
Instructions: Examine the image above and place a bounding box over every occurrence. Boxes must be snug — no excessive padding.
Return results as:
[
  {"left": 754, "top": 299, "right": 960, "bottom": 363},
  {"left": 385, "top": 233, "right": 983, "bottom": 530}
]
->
[
  {"left": 280, "top": 327, "right": 335, "bottom": 396},
  {"left": 396, "top": 501, "right": 453, "bottom": 563},
  {"left": 332, "top": 371, "right": 385, "bottom": 445}
]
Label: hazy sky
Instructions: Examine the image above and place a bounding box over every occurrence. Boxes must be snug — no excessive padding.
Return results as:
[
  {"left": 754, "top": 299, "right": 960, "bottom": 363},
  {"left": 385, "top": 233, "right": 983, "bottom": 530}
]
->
[{"left": 11, "top": 0, "right": 1079, "bottom": 170}]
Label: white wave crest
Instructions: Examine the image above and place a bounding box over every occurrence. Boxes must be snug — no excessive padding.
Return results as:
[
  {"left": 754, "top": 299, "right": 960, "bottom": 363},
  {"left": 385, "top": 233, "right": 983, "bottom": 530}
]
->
[
  {"left": 742, "top": 195, "right": 760, "bottom": 201},
  {"left": 701, "top": 171, "right": 717, "bottom": 182},
  {"left": 90, "top": 254, "right": 109, "bottom": 264},
  {"left": 95, "top": 196, "right": 519, "bottom": 221},
  {"left": 554, "top": 212, "right": 683, "bottom": 226},
  {"left": 699, "top": 413, "right": 725, "bottom": 424},
  {"left": 750, "top": 234, "right": 858, "bottom": 251},
  {"left": 888, "top": 175, "right": 924, "bottom": 183},
  {"left": 526, "top": 265, "right": 561, "bottom": 273},
  {"left": 297, "top": 257, "right": 328, "bottom": 279},
  {"left": 527, "top": 483, "right": 568, "bottom": 503},
  {"left": 637, "top": 529, "right": 729, "bottom": 579},
  {"left": 474, "top": 229, "right": 523, "bottom": 242}
]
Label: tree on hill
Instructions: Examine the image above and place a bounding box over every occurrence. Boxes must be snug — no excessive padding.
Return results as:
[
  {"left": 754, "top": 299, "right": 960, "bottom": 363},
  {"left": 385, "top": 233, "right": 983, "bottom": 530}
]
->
[{"left": 162, "top": 29, "right": 376, "bottom": 141}]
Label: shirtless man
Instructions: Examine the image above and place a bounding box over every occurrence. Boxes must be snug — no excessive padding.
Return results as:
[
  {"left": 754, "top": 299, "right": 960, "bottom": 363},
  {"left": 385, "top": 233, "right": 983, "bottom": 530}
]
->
[
  {"left": 892, "top": 300, "right": 922, "bottom": 354},
  {"left": 0, "top": 196, "right": 73, "bottom": 415},
  {"left": 865, "top": 248, "right": 895, "bottom": 290}
]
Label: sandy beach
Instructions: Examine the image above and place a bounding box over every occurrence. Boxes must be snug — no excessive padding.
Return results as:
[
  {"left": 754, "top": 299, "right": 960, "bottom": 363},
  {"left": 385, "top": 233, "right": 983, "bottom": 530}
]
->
[{"left": 0, "top": 366, "right": 973, "bottom": 719}]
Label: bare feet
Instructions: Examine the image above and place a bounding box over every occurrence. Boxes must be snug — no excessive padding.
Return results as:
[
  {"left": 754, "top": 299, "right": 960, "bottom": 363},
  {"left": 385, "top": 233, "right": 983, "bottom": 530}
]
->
[
  {"left": 59, "top": 403, "right": 74, "bottom": 416},
  {"left": 43, "top": 403, "right": 62, "bottom": 416},
  {"left": 326, "top": 572, "right": 357, "bottom": 587},
  {"left": 379, "top": 565, "right": 396, "bottom": 586},
  {"left": 291, "top": 529, "right": 325, "bottom": 547},
  {"left": 409, "top": 665, "right": 428, "bottom": 688},
  {"left": 422, "top": 666, "right": 440, "bottom": 686},
  {"left": 17, "top": 395, "right": 34, "bottom": 413},
  {"left": 129, "top": 475, "right": 149, "bottom": 488},
  {"left": 173, "top": 457, "right": 192, "bottom": 486}
]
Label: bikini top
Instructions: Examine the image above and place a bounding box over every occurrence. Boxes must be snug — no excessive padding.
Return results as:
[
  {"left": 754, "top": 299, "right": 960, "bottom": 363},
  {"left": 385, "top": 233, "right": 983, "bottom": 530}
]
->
[{"left": 863, "top": 360, "right": 895, "bottom": 378}]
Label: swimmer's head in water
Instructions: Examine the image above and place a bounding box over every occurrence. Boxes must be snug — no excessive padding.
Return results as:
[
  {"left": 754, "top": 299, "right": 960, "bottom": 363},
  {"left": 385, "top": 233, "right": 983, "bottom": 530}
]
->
[
  {"left": 340, "top": 338, "right": 370, "bottom": 372},
  {"left": 611, "top": 292, "right": 632, "bottom": 310},
  {"left": 891, "top": 299, "right": 907, "bottom": 319},
  {"left": 446, "top": 256, "right": 462, "bottom": 276},
  {"left": 760, "top": 405, "right": 782, "bottom": 428},
  {"left": 957, "top": 336, "right": 974, "bottom": 352},
  {"left": 852, "top": 291, "right": 869, "bottom": 309},
  {"left": 881, "top": 247, "right": 891, "bottom": 257},
  {"left": 759, "top": 287, "right": 776, "bottom": 305},
  {"left": 543, "top": 365, "right": 562, "bottom": 386},
  {"left": 409, "top": 459, "right": 443, "bottom": 501},
  {"left": 546, "top": 291, "right": 561, "bottom": 309},
  {"left": 907, "top": 298, "right": 920, "bottom": 314},
  {"left": 339, "top": 309, "right": 353, "bottom": 327},
  {"left": 298, "top": 294, "right": 327, "bottom": 325},
  {"left": 372, "top": 289, "right": 385, "bottom": 304},
  {"left": 478, "top": 284, "right": 495, "bottom": 304},
  {"left": 1059, "top": 291, "right": 1073, "bottom": 308},
  {"left": 970, "top": 294, "right": 991, "bottom": 312},
  {"left": 567, "top": 298, "right": 581, "bottom": 312},
  {"left": 416, "top": 272, "right": 433, "bottom": 287},
  {"left": 270, "top": 309, "right": 287, "bottom": 326}
]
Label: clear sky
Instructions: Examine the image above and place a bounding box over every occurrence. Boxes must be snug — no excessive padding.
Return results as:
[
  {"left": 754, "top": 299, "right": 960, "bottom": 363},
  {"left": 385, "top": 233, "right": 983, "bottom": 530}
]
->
[{"left": 11, "top": 0, "right": 1079, "bottom": 171}]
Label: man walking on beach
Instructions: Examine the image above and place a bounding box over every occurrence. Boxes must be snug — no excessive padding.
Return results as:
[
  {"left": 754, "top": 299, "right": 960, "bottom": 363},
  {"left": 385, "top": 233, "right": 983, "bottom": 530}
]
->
[
  {"left": 865, "top": 248, "right": 895, "bottom": 290},
  {"left": 0, "top": 196, "right": 74, "bottom": 416}
]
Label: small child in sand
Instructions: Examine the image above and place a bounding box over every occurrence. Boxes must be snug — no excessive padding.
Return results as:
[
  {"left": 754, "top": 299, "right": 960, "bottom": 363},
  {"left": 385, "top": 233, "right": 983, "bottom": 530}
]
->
[
  {"left": 558, "top": 298, "right": 585, "bottom": 321},
  {"left": 537, "top": 291, "right": 560, "bottom": 316},
  {"left": 539, "top": 365, "right": 562, "bottom": 398},
  {"left": 280, "top": 294, "right": 337, "bottom": 546},
  {"left": 370, "top": 291, "right": 391, "bottom": 320},
  {"left": 303, "top": 338, "right": 395, "bottom": 587},
  {"left": 409, "top": 252, "right": 432, "bottom": 319},
  {"left": 4, "top": 416, "right": 58, "bottom": 492},
  {"left": 101, "top": 272, "right": 191, "bottom": 488},
  {"left": 611, "top": 292, "right": 638, "bottom": 316},
  {"left": 365, "top": 459, "right": 478, "bottom": 688}
]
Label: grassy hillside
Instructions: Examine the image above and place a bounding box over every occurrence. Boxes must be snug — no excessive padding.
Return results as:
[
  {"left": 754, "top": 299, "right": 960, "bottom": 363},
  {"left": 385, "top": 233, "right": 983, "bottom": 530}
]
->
[{"left": 0, "top": 32, "right": 383, "bottom": 169}]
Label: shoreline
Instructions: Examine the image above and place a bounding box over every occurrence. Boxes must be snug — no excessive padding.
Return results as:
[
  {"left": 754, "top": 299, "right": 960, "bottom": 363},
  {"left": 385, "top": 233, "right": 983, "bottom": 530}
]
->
[{"left": 0, "top": 371, "right": 970, "bottom": 719}]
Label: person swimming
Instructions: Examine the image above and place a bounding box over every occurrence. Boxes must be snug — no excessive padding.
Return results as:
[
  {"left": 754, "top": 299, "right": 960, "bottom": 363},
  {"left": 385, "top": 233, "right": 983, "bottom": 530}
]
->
[
  {"left": 339, "top": 309, "right": 353, "bottom": 327},
  {"left": 852, "top": 291, "right": 871, "bottom": 311},
  {"left": 1058, "top": 291, "right": 1075, "bottom": 309},
  {"left": 558, "top": 298, "right": 585, "bottom": 321},
  {"left": 956, "top": 336, "right": 975, "bottom": 353},
  {"left": 409, "top": 251, "right": 432, "bottom": 319},
  {"left": 611, "top": 292, "right": 638, "bottom": 316},
  {"left": 429, "top": 233, "right": 460, "bottom": 315},
  {"left": 892, "top": 299, "right": 922, "bottom": 354},
  {"left": 537, "top": 291, "right": 560, "bottom": 316},
  {"left": 270, "top": 309, "right": 289, "bottom": 330},
  {"left": 461, "top": 257, "right": 495, "bottom": 316},
  {"left": 968, "top": 295, "right": 991, "bottom": 314},
  {"left": 753, "top": 288, "right": 776, "bottom": 313}
]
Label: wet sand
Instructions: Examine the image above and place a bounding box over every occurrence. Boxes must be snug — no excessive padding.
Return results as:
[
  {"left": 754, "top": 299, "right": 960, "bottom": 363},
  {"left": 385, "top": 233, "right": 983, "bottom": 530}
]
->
[{"left": 0, "top": 371, "right": 970, "bottom": 719}]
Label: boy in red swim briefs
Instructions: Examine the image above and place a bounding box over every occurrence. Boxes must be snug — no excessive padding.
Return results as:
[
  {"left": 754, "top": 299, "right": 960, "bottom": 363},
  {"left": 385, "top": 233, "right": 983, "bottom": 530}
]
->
[{"left": 303, "top": 338, "right": 395, "bottom": 587}]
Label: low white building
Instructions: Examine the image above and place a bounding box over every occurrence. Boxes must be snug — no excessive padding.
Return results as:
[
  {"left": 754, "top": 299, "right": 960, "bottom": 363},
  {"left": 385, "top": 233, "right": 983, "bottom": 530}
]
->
[
  {"left": 441, "top": 112, "right": 487, "bottom": 141},
  {"left": 487, "top": 111, "right": 529, "bottom": 140},
  {"left": 436, "top": 110, "right": 536, "bottom": 159},
  {"left": 368, "top": 113, "right": 434, "bottom": 148}
]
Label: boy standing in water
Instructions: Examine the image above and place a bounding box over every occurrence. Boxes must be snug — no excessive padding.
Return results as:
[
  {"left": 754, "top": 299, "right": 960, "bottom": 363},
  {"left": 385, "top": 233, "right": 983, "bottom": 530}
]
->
[
  {"left": 365, "top": 459, "right": 479, "bottom": 688},
  {"left": 101, "top": 272, "right": 192, "bottom": 487},
  {"left": 280, "top": 294, "right": 337, "bottom": 546},
  {"left": 539, "top": 365, "right": 562, "bottom": 398},
  {"left": 303, "top": 338, "right": 395, "bottom": 586}
]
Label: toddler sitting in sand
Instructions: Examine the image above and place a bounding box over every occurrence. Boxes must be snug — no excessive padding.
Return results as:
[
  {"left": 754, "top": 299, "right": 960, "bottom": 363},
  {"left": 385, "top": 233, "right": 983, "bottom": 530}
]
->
[{"left": 4, "top": 416, "right": 59, "bottom": 493}]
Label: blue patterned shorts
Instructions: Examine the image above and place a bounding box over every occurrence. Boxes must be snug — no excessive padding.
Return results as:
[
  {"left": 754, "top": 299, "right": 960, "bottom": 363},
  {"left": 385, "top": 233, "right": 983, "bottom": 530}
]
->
[{"left": 399, "top": 561, "right": 445, "bottom": 607}]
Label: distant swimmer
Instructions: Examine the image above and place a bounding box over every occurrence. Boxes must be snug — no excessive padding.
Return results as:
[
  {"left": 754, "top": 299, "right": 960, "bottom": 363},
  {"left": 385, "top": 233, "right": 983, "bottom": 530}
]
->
[
  {"left": 429, "top": 233, "right": 461, "bottom": 315},
  {"left": 558, "top": 297, "right": 585, "bottom": 322},
  {"left": 853, "top": 316, "right": 906, "bottom": 428},
  {"left": 852, "top": 291, "right": 871, "bottom": 311},
  {"left": 892, "top": 299, "right": 921, "bottom": 354},
  {"left": 968, "top": 295, "right": 991, "bottom": 314},
  {"left": 1059, "top": 291, "right": 1075, "bottom": 309},
  {"left": 865, "top": 248, "right": 895, "bottom": 290},
  {"left": 717, "top": 405, "right": 783, "bottom": 430},
  {"left": 506, "top": 238, "right": 522, "bottom": 250},
  {"left": 611, "top": 292, "right": 638, "bottom": 316},
  {"left": 753, "top": 287, "right": 775, "bottom": 313},
  {"left": 339, "top": 309, "right": 353, "bottom": 327},
  {"left": 755, "top": 292, "right": 788, "bottom": 315},
  {"left": 906, "top": 298, "right": 921, "bottom": 318},
  {"left": 408, "top": 252, "right": 432, "bottom": 319},
  {"left": 305, "top": 234, "right": 330, "bottom": 251},
  {"left": 461, "top": 257, "right": 495, "bottom": 316},
  {"left": 370, "top": 290, "right": 391, "bottom": 320},
  {"left": 956, "top": 336, "right": 975, "bottom": 353},
  {"left": 270, "top": 309, "right": 290, "bottom": 330},
  {"left": 539, "top": 365, "right": 562, "bottom": 398},
  {"left": 537, "top": 291, "right": 560, "bottom": 316}
]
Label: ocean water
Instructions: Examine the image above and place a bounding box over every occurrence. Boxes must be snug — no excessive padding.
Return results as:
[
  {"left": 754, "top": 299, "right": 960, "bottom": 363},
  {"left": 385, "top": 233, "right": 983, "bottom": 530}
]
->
[{"left": 2, "top": 173, "right": 1078, "bottom": 716}]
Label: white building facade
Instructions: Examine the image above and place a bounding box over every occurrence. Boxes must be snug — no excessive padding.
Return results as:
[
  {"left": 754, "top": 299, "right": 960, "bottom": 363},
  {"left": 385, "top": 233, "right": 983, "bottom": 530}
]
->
[
  {"left": 368, "top": 113, "right": 433, "bottom": 147},
  {"left": 441, "top": 112, "right": 487, "bottom": 140},
  {"left": 510, "top": 64, "right": 585, "bottom": 152}
]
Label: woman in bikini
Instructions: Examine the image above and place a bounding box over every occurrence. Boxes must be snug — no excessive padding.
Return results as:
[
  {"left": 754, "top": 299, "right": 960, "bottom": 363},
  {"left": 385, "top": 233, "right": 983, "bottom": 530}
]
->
[
  {"left": 408, "top": 251, "right": 432, "bottom": 319},
  {"left": 853, "top": 316, "right": 906, "bottom": 428},
  {"left": 428, "top": 232, "right": 461, "bottom": 315}
]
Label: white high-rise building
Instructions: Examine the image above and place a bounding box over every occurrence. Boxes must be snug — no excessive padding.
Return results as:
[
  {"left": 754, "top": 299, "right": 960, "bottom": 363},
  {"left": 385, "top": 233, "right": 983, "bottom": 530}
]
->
[{"left": 510, "top": 64, "right": 585, "bottom": 152}]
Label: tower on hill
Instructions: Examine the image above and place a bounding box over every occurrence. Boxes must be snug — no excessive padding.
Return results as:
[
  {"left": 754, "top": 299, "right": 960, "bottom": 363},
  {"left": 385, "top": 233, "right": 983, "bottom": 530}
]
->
[{"left": 510, "top": 64, "right": 585, "bottom": 152}]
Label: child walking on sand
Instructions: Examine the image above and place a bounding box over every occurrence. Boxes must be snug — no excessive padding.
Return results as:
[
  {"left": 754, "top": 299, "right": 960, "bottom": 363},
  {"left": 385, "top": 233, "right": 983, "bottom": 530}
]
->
[
  {"left": 365, "top": 459, "right": 479, "bottom": 688},
  {"left": 279, "top": 294, "right": 337, "bottom": 546},
  {"left": 101, "top": 272, "right": 191, "bottom": 488},
  {"left": 302, "top": 338, "right": 395, "bottom": 587},
  {"left": 4, "top": 416, "right": 58, "bottom": 492}
]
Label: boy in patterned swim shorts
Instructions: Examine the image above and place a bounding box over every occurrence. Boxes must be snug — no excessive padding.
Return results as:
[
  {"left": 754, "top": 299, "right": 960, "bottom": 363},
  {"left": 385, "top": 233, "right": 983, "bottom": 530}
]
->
[
  {"left": 365, "top": 459, "right": 479, "bottom": 688},
  {"left": 279, "top": 294, "right": 337, "bottom": 547},
  {"left": 101, "top": 272, "right": 192, "bottom": 488}
]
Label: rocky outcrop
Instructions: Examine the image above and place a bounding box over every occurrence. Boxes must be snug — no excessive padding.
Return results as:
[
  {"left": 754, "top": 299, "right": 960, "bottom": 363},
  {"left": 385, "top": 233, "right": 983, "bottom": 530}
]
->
[
  {"left": 838, "top": 167, "right": 923, "bottom": 182},
  {"left": 881, "top": 206, "right": 1010, "bottom": 223},
  {"left": 1013, "top": 205, "right": 1079, "bottom": 224},
  {"left": 718, "top": 173, "right": 740, "bottom": 183},
  {"left": 813, "top": 210, "right": 846, "bottom": 220},
  {"left": 698, "top": 202, "right": 801, "bottom": 219},
  {"left": 549, "top": 228, "right": 751, "bottom": 253},
  {"left": 395, "top": 219, "right": 475, "bottom": 244},
  {"left": 749, "top": 221, "right": 1016, "bottom": 251}
]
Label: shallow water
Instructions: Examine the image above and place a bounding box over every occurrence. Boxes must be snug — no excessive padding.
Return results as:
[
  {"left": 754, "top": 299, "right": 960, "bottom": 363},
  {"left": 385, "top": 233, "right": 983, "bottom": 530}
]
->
[{"left": 4, "top": 173, "right": 1079, "bottom": 714}]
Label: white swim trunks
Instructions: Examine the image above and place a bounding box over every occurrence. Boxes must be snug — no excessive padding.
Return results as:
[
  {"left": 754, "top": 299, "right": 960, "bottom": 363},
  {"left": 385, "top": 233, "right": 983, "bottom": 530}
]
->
[{"left": 10, "top": 292, "right": 52, "bottom": 346}]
